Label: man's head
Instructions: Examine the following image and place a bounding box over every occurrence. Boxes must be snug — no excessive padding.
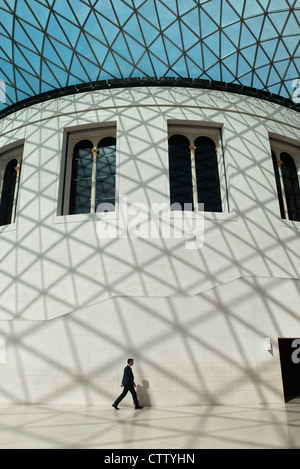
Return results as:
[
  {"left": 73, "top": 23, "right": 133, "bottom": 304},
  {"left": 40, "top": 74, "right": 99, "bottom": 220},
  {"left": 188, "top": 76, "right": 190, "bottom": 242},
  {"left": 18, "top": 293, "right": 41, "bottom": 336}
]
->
[{"left": 128, "top": 358, "right": 134, "bottom": 366}]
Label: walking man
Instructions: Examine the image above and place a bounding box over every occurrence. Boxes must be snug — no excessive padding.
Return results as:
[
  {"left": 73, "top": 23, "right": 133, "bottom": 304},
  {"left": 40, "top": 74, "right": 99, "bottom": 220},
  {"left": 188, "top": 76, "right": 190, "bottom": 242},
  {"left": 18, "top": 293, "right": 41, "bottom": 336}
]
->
[{"left": 112, "top": 358, "right": 143, "bottom": 410}]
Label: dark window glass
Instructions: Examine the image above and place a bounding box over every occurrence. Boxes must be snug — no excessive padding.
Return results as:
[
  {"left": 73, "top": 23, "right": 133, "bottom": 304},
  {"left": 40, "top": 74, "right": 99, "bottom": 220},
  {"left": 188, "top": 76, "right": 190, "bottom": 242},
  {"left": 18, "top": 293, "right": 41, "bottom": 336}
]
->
[
  {"left": 96, "top": 137, "right": 116, "bottom": 210},
  {"left": 281, "top": 152, "right": 300, "bottom": 222},
  {"left": 271, "top": 151, "right": 285, "bottom": 219},
  {"left": 0, "top": 159, "right": 18, "bottom": 226},
  {"left": 169, "top": 134, "right": 193, "bottom": 210},
  {"left": 194, "top": 136, "right": 222, "bottom": 212},
  {"left": 69, "top": 140, "right": 93, "bottom": 214}
]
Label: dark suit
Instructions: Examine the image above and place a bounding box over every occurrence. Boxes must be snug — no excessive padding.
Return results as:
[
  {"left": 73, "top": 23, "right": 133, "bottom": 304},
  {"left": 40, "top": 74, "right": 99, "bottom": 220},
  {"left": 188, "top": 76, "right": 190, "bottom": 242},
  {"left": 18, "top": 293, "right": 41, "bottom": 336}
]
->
[{"left": 113, "top": 365, "right": 140, "bottom": 408}]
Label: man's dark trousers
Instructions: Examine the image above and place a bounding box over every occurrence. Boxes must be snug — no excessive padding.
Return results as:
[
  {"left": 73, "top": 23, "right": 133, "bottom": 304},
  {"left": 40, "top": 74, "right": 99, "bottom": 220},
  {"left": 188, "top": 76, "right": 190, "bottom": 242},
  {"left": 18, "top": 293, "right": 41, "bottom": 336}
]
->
[{"left": 114, "top": 384, "right": 139, "bottom": 407}]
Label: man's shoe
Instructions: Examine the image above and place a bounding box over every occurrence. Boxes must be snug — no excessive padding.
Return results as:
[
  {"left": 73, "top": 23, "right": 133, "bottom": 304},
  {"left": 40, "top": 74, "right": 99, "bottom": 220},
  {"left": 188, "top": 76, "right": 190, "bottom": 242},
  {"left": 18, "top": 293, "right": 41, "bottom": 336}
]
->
[
  {"left": 135, "top": 406, "right": 143, "bottom": 409},
  {"left": 112, "top": 404, "right": 119, "bottom": 410}
]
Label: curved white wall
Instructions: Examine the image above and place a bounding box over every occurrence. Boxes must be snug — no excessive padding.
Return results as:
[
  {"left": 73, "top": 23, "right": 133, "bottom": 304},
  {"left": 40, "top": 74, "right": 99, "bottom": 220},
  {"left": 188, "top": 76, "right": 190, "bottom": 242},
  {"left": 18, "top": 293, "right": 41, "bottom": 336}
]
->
[{"left": 0, "top": 86, "right": 299, "bottom": 405}]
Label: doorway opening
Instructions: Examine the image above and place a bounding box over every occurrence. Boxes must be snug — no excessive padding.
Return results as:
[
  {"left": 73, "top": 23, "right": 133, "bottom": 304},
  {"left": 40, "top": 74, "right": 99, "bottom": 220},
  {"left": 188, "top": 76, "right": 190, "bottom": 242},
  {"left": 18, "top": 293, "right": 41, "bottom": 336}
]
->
[{"left": 278, "top": 338, "right": 300, "bottom": 402}]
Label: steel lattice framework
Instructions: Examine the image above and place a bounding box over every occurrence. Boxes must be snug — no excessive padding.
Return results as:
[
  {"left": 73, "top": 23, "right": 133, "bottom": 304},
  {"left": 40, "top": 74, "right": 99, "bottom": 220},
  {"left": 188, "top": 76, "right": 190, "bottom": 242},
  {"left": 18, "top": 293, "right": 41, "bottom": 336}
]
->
[{"left": 0, "top": 0, "right": 299, "bottom": 113}]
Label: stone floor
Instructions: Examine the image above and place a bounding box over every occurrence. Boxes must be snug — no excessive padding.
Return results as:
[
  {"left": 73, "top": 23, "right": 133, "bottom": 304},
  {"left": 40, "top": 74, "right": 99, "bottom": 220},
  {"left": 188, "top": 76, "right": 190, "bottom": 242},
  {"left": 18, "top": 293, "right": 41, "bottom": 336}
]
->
[{"left": 0, "top": 399, "right": 299, "bottom": 449}]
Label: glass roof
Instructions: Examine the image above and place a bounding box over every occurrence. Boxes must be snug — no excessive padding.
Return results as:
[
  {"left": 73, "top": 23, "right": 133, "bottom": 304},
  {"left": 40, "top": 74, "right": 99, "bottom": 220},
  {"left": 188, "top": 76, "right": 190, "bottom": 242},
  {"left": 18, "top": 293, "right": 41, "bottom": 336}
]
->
[{"left": 0, "top": 0, "right": 299, "bottom": 114}]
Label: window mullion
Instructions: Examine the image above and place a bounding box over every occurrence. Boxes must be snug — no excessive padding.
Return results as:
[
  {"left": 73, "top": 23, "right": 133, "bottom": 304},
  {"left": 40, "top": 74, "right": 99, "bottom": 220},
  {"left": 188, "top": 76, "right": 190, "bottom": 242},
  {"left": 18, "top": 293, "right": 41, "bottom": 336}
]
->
[
  {"left": 277, "top": 159, "right": 289, "bottom": 220},
  {"left": 10, "top": 163, "right": 21, "bottom": 223},
  {"left": 90, "top": 147, "right": 98, "bottom": 213},
  {"left": 189, "top": 145, "right": 197, "bottom": 211},
  {"left": 0, "top": 169, "right": 4, "bottom": 197}
]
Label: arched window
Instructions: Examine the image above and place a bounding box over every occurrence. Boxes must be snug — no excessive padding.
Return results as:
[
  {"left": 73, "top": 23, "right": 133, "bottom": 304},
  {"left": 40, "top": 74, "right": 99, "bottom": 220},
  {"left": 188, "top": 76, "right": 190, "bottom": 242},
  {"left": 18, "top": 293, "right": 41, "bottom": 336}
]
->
[
  {"left": 69, "top": 140, "right": 93, "bottom": 215},
  {"left": 270, "top": 139, "right": 300, "bottom": 222},
  {"left": 67, "top": 131, "right": 117, "bottom": 215},
  {"left": 280, "top": 152, "right": 300, "bottom": 222},
  {"left": 96, "top": 137, "right": 116, "bottom": 211},
  {"left": 194, "top": 136, "right": 222, "bottom": 212},
  {"left": 168, "top": 131, "right": 224, "bottom": 212},
  {"left": 168, "top": 134, "right": 193, "bottom": 210},
  {"left": 0, "top": 157, "right": 21, "bottom": 226}
]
